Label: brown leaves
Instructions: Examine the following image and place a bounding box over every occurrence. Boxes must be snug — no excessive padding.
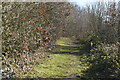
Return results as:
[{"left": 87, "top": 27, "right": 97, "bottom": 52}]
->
[
  {"left": 23, "top": 43, "right": 29, "bottom": 51},
  {"left": 21, "top": 17, "right": 27, "bottom": 21},
  {"left": 2, "top": 3, "right": 72, "bottom": 78}
]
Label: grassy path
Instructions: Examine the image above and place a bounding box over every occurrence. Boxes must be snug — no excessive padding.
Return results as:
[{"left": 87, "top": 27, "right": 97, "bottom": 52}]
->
[{"left": 20, "top": 37, "right": 91, "bottom": 78}]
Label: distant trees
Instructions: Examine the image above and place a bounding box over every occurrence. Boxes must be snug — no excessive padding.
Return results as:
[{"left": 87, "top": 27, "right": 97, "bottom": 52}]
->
[
  {"left": 65, "top": 1, "right": 120, "bottom": 78},
  {"left": 65, "top": 1, "right": 119, "bottom": 44}
]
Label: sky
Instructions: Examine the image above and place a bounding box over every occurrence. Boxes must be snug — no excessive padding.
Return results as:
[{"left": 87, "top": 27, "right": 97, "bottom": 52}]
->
[{"left": 69, "top": 0, "right": 120, "bottom": 7}]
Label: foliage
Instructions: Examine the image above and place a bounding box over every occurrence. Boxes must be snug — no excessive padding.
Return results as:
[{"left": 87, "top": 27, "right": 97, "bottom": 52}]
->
[
  {"left": 83, "top": 41, "right": 120, "bottom": 78},
  {"left": 1, "top": 1, "right": 120, "bottom": 79},
  {"left": 2, "top": 2, "right": 72, "bottom": 78},
  {"left": 77, "top": 2, "right": 120, "bottom": 78}
]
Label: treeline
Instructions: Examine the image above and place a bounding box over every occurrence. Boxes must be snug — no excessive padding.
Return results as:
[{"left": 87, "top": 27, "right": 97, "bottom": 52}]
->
[
  {"left": 65, "top": 2, "right": 119, "bottom": 43},
  {"left": 65, "top": 2, "right": 120, "bottom": 78}
]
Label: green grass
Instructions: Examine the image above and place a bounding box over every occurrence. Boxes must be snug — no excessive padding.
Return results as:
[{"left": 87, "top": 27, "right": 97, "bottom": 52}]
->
[
  {"left": 32, "top": 37, "right": 91, "bottom": 78},
  {"left": 33, "top": 54, "right": 89, "bottom": 78},
  {"left": 56, "top": 37, "right": 77, "bottom": 47},
  {"left": 18, "top": 37, "right": 91, "bottom": 78},
  {"left": 55, "top": 37, "right": 81, "bottom": 53}
]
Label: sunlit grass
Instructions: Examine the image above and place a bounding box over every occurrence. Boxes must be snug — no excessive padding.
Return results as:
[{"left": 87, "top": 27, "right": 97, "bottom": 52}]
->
[
  {"left": 55, "top": 37, "right": 81, "bottom": 53},
  {"left": 33, "top": 54, "right": 89, "bottom": 78},
  {"left": 32, "top": 37, "right": 91, "bottom": 78},
  {"left": 56, "top": 37, "right": 73, "bottom": 46},
  {"left": 19, "top": 37, "right": 91, "bottom": 78}
]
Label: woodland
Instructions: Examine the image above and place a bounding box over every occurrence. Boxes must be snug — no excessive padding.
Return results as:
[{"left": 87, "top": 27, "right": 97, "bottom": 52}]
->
[{"left": 1, "top": 1, "right": 120, "bottom": 80}]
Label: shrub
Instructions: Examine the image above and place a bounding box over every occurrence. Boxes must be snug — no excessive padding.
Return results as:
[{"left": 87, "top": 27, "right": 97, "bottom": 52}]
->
[{"left": 89, "top": 42, "right": 120, "bottom": 78}]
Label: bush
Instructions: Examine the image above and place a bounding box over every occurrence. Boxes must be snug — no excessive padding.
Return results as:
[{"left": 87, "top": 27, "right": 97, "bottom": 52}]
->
[
  {"left": 88, "top": 42, "right": 120, "bottom": 78},
  {"left": 2, "top": 2, "right": 57, "bottom": 78}
]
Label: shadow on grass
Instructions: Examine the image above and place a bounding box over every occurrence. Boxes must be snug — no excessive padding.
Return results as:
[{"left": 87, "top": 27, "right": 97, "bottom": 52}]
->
[
  {"left": 52, "top": 38, "right": 120, "bottom": 79},
  {"left": 82, "top": 57, "right": 120, "bottom": 80},
  {"left": 52, "top": 45, "right": 89, "bottom": 56},
  {"left": 52, "top": 39, "right": 91, "bottom": 56}
]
